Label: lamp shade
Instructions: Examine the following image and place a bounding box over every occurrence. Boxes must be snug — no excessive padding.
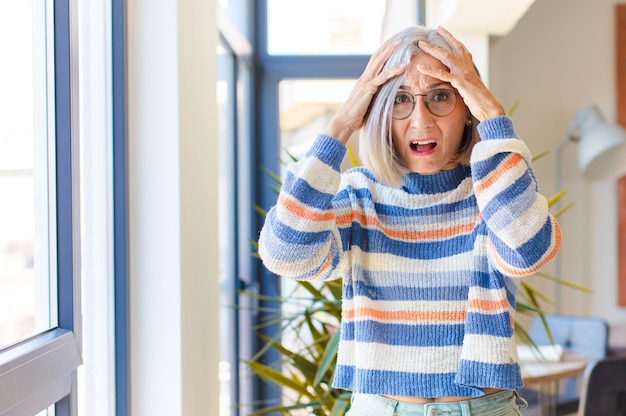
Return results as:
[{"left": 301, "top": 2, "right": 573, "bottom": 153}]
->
[{"left": 574, "top": 105, "right": 626, "bottom": 180}]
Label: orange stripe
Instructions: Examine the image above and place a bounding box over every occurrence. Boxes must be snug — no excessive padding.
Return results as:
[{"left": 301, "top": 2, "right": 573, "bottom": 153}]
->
[
  {"left": 468, "top": 298, "right": 509, "bottom": 312},
  {"left": 344, "top": 307, "right": 466, "bottom": 322},
  {"left": 303, "top": 252, "right": 332, "bottom": 281},
  {"left": 475, "top": 153, "right": 523, "bottom": 194},
  {"left": 281, "top": 193, "right": 475, "bottom": 241},
  {"left": 280, "top": 194, "right": 335, "bottom": 222},
  {"left": 337, "top": 210, "right": 476, "bottom": 241}
]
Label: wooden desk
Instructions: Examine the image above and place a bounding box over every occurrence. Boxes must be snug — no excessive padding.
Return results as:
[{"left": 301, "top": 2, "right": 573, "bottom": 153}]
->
[{"left": 521, "top": 355, "right": 587, "bottom": 416}]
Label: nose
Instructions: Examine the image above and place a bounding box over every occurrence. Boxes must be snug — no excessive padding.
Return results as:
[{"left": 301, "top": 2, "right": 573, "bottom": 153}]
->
[{"left": 408, "top": 97, "right": 435, "bottom": 129}]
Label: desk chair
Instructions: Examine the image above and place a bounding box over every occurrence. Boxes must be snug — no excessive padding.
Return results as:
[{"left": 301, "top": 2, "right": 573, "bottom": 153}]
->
[
  {"left": 577, "top": 354, "right": 626, "bottom": 415},
  {"left": 520, "top": 314, "right": 609, "bottom": 415}
]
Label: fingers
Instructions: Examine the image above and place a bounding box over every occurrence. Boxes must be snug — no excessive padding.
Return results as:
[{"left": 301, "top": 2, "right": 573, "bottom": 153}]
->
[
  {"left": 325, "top": 37, "right": 406, "bottom": 143},
  {"left": 415, "top": 27, "right": 505, "bottom": 121},
  {"left": 435, "top": 26, "right": 464, "bottom": 51},
  {"left": 362, "top": 37, "right": 402, "bottom": 80}
]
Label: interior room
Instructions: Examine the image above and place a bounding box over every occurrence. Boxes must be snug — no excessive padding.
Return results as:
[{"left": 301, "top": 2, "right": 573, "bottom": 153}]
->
[{"left": 1, "top": 0, "right": 625, "bottom": 415}]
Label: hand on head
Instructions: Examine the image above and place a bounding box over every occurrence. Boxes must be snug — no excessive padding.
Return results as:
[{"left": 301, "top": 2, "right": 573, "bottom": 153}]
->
[
  {"left": 325, "top": 36, "right": 407, "bottom": 143},
  {"left": 416, "top": 26, "right": 505, "bottom": 121}
]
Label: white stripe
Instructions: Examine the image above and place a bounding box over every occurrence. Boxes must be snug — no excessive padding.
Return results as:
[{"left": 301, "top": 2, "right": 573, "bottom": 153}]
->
[
  {"left": 345, "top": 297, "right": 467, "bottom": 314},
  {"left": 495, "top": 194, "right": 550, "bottom": 248},
  {"left": 352, "top": 246, "right": 474, "bottom": 278},
  {"left": 337, "top": 340, "right": 462, "bottom": 373},
  {"left": 290, "top": 156, "right": 341, "bottom": 194},
  {"left": 471, "top": 138, "right": 532, "bottom": 164},
  {"left": 460, "top": 334, "right": 518, "bottom": 364}
]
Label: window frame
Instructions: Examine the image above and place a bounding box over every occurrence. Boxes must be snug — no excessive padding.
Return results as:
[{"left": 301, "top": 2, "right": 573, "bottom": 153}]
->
[
  {"left": 112, "top": 0, "right": 129, "bottom": 413},
  {"left": 0, "top": 0, "right": 82, "bottom": 414},
  {"left": 217, "top": 3, "right": 255, "bottom": 415}
]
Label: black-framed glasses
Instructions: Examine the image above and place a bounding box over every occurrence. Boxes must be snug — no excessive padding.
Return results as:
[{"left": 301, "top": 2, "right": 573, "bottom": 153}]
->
[{"left": 392, "top": 88, "right": 458, "bottom": 120}]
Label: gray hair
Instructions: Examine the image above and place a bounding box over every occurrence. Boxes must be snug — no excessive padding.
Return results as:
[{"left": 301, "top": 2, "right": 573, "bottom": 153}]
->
[{"left": 359, "top": 25, "right": 479, "bottom": 187}]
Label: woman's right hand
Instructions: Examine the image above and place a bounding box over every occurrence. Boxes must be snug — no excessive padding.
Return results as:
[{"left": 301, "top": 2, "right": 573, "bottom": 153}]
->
[{"left": 325, "top": 36, "right": 407, "bottom": 144}]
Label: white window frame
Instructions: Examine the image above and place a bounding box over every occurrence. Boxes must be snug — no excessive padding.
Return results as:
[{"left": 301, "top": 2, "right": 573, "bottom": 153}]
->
[{"left": 0, "top": 0, "right": 82, "bottom": 414}]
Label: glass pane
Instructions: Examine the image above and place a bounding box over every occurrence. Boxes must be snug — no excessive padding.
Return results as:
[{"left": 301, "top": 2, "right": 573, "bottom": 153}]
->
[
  {"left": 35, "top": 405, "right": 55, "bottom": 416},
  {"left": 218, "top": 0, "right": 250, "bottom": 40},
  {"left": 267, "top": 0, "right": 386, "bottom": 55},
  {"left": 278, "top": 79, "right": 359, "bottom": 172},
  {"left": 0, "top": 2, "right": 56, "bottom": 348},
  {"left": 217, "top": 40, "right": 235, "bottom": 416}
]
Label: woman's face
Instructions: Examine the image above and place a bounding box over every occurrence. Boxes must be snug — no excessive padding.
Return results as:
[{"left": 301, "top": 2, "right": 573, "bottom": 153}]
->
[{"left": 391, "top": 53, "right": 468, "bottom": 175}]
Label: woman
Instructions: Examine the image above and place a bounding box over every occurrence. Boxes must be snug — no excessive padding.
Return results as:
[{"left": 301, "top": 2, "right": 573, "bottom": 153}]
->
[{"left": 258, "top": 25, "right": 560, "bottom": 415}]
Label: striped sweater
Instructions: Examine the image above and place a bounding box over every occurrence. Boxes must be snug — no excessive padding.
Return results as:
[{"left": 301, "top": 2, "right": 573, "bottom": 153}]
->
[{"left": 258, "top": 116, "right": 561, "bottom": 398}]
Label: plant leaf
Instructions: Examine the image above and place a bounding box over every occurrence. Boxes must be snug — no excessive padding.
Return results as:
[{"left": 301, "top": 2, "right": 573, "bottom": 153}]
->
[
  {"left": 553, "top": 201, "right": 575, "bottom": 218},
  {"left": 531, "top": 149, "right": 550, "bottom": 162},
  {"left": 313, "top": 328, "right": 340, "bottom": 386},
  {"left": 248, "top": 401, "right": 323, "bottom": 415},
  {"left": 245, "top": 360, "right": 312, "bottom": 398},
  {"left": 346, "top": 143, "right": 360, "bottom": 167},
  {"left": 534, "top": 271, "right": 594, "bottom": 293},
  {"left": 507, "top": 100, "right": 520, "bottom": 117}
]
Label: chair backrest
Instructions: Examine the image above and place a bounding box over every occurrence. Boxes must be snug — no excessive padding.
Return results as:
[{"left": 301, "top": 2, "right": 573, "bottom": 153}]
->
[
  {"left": 528, "top": 314, "right": 609, "bottom": 361},
  {"left": 578, "top": 355, "right": 626, "bottom": 415}
]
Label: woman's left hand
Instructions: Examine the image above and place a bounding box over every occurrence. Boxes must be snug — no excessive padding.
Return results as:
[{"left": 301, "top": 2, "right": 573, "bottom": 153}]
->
[{"left": 417, "top": 26, "right": 506, "bottom": 122}]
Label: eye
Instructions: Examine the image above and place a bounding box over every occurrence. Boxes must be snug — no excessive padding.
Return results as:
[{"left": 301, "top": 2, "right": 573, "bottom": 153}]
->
[
  {"left": 394, "top": 92, "right": 412, "bottom": 105},
  {"left": 430, "top": 89, "right": 453, "bottom": 102}
]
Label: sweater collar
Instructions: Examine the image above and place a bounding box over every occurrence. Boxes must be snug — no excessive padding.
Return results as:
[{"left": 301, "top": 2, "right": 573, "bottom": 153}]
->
[{"left": 401, "top": 165, "right": 470, "bottom": 195}]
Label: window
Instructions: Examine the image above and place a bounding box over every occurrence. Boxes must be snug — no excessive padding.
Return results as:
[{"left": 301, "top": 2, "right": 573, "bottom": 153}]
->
[
  {"left": 0, "top": 0, "right": 57, "bottom": 353},
  {"left": 266, "top": 0, "right": 385, "bottom": 55},
  {"left": 0, "top": 0, "right": 82, "bottom": 414}
]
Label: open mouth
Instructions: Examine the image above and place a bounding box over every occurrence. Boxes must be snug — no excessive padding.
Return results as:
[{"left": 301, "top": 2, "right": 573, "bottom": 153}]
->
[{"left": 410, "top": 140, "right": 437, "bottom": 152}]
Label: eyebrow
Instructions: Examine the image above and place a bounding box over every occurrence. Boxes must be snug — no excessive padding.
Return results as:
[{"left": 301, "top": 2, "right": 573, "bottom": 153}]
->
[{"left": 398, "top": 82, "right": 452, "bottom": 91}]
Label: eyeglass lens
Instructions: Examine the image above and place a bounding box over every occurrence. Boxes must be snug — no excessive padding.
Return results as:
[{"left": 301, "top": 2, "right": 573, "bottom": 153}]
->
[{"left": 392, "top": 89, "right": 457, "bottom": 119}]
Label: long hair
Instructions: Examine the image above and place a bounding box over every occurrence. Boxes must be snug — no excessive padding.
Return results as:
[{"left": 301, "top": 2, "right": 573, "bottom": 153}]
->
[{"left": 359, "top": 25, "right": 479, "bottom": 187}]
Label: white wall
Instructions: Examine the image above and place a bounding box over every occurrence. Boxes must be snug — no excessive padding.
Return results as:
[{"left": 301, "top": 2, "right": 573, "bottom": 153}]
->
[
  {"left": 490, "top": 0, "right": 626, "bottom": 325},
  {"left": 127, "top": 0, "right": 219, "bottom": 414}
]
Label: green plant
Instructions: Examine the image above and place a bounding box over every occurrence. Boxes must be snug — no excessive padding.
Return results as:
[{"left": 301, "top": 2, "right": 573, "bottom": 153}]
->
[
  {"left": 242, "top": 279, "right": 348, "bottom": 415},
  {"left": 245, "top": 144, "right": 591, "bottom": 415}
]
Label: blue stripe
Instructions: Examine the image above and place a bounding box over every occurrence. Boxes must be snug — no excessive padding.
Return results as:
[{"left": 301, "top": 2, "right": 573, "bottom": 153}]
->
[
  {"left": 471, "top": 151, "right": 511, "bottom": 176},
  {"left": 345, "top": 280, "right": 469, "bottom": 301},
  {"left": 346, "top": 223, "right": 474, "bottom": 258},
  {"left": 489, "top": 219, "right": 555, "bottom": 269},
  {"left": 268, "top": 216, "right": 330, "bottom": 246},
  {"left": 308, "top": 134, "right": 347, "bottom": 168},
  {"left": 481, "top": 173, "right": 534, "bottom": 224},
  {"left": 456, "top": 360, "right": 523, "bottom": 390},
  {"left": 469, "top": 269, "right": 506, "bottom": 290},
  {"left": 464, "top": 312, "right": 514, "bottom": 337},
  {"left": 334, "top": 367, "right": 485, "bottom": 397},
  {"left": 341, "top": 321, "right": 465, "bottom": 347},
  {"left": 282, "top": 171, "right": 335, "bottom": 210}
]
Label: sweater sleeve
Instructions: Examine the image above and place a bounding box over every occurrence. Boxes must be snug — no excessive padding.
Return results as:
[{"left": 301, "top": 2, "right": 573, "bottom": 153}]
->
[
  {"left": 257, "top": 134, "right": 351, "bottom": 281},
  {"left": 470, "top": 116, "right": 561, "bottom": 277}
]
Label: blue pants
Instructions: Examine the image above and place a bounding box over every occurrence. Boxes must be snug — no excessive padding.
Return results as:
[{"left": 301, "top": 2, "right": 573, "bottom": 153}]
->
[{"left": 346, "top": 390, "right": 528, "bottom": 416}]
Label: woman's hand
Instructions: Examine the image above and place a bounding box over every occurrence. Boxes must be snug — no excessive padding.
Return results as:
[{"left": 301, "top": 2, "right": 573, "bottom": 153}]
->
[
  {"left": 417, "top": 26, "right": 506, "bottom": 122},
  {"left": 325, "top": 36, "right": 407, "bottom": 144}
]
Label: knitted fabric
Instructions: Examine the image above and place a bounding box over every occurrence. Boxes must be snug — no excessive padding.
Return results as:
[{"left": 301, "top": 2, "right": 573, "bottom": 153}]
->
[{"left": 258, "top": 116, "right": 561, "bottom": 397}]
